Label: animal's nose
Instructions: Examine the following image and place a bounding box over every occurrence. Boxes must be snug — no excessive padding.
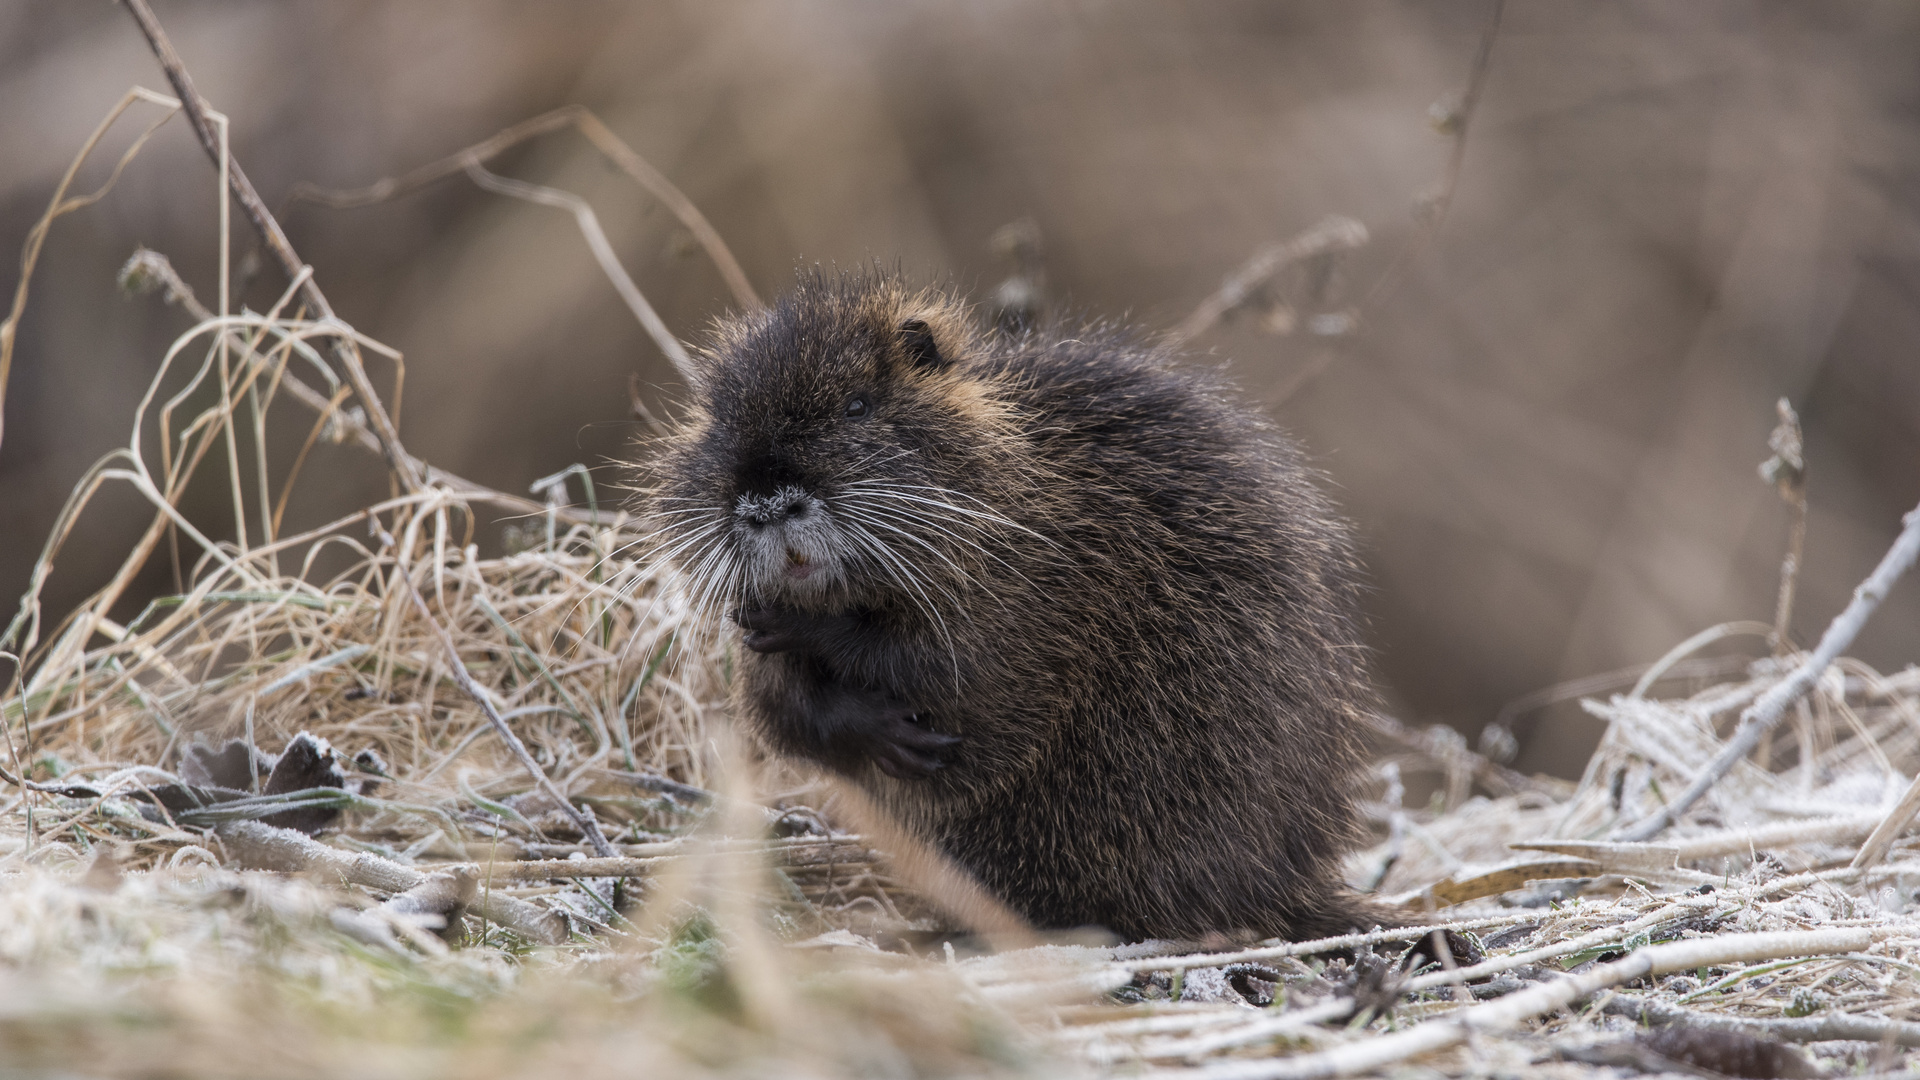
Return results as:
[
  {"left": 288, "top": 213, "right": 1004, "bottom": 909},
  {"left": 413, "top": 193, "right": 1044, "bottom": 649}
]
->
[{"left": 741, "top": 494, "right": 810, "bottom": 528}]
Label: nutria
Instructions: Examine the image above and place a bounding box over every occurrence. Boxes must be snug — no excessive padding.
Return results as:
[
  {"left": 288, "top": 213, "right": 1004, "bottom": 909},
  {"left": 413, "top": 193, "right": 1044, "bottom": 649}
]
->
[{"left": 639, "top": 270, "right": 1387, "bottom": 942}]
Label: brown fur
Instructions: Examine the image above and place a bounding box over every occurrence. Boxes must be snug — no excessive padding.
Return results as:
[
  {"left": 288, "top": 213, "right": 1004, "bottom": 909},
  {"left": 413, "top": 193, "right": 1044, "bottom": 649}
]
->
[{"left": 638, "top": 270, "right": 1389, "bottom": 941}]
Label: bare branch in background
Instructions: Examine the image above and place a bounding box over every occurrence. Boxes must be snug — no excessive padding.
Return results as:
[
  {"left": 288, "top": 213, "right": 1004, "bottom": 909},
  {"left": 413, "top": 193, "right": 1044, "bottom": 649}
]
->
[
  {"left": 1168, "top": 215, "right": 1368, "bottom": 347},
  {"left": 1421, "top": 0, "right": 1508, "bottom": 233},
  {"left": 463, "top": 158, "right": 695, "bottom": 381},
  {"left": 119, "top": 247, "right": 595, "bottom": 526},
  {"left": 0, "top": 92, "right": 179, "bottom": 454},
  {"left": 119, "top": 0, "right": 419, "bottom": 490},
  {"left": 1763, "top": 397, "right": 1810, "bottom": 654},
  {"left": 1351, "top": 0, "right": 1508, "bottom": 317},
  {"left": 1173, "top": 0, "right": 1505, "bottom": 410},
  {"left": 288, "top": 104, "right": 761, "bottom": 313}
]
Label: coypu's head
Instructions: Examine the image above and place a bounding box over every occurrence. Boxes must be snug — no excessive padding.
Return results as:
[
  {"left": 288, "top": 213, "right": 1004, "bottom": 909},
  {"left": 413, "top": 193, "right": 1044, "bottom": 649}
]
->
[{"left": 640, "top": 273, "right": 1020, "bottom": 619}]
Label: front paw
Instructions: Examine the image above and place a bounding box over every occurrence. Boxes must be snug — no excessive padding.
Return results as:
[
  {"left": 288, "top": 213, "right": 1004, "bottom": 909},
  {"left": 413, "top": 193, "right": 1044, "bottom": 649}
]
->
[
  {"left": 816, "top": 687, "right": 962, "bottom": 779},
  {"left": 732, "top": 607, "right": 814, "bottom": 654}
]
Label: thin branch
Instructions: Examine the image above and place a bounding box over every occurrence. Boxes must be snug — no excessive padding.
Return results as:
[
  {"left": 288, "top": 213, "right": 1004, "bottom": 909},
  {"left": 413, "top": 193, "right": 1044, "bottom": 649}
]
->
[
  {"left": 288, "top": 103, "right": 759, "bottom": 312},
  {"left": 1351, "top": 0, "right": 1507, "bottom": 318},
  {"left": 1112, "top": 910, "right": 1549, "bottom": 976},
  {"left": 597, "top": 766, "right": 714, "bottom": 806},
  {"left": 1171, "top": 0, "right": 1504, "bottom": 407},
  {"left": 1424, "top": 0, "right": 1507, "bottom": 232},
  {"left": 119, "top": 0, "right": 420, "bottom": 490},
  {"left": 463, "top": 158, "right": 695, "bottom": 380},
  {"left": 453, "top": 842, "right": 871, "bottom": 881},
  {"left": 1168, "top": 216, "right": 1368, "bottom": 347},
  {"left": 1523, "top": 810, "right": 1883, "bottom": 864},
  {"left": 1615, "top": 502, "right": 1920, "bottom": 841},
  {"left": 398, "top": 572, "right": 616, "bottom": 857},
  {"left": 1602, "top": 992, "right": 1920, "bottom": 1048}
]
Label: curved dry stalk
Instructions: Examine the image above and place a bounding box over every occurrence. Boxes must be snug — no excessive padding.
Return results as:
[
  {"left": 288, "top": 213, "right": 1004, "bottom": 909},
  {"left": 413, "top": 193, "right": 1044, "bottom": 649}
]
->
[
  {"left": 0, "top": 88, "right": 180, "bottom": 452},
  {"left": 463, "top": 158, "right": 694, "bottom": 379},
  {"left": 122, "top": 248, "right": 575, "bottom": 527},
  {"left": 120, "top": 0, "right": 418, "bottom": 490},
  {"left": 1628, "top": 620, "right": 1775, "bottom": 699},
  {"left": 286, "top": 103, "right": 761, "bottom": 312}
]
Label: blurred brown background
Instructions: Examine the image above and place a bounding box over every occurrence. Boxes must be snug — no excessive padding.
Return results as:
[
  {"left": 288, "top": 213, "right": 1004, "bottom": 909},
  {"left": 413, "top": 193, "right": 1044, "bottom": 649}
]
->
[{"left": 3, "top": 1, "right": 1916, "bottom": 779}]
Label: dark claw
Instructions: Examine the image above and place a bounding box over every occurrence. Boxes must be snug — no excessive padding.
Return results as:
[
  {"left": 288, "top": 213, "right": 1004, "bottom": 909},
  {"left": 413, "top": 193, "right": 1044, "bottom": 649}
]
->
[
  {"left": 733, "top": 607, "right": 806, "bottom": 654},
  {"left": 870, "top": 715, "right": 962, "bottom": 779}
]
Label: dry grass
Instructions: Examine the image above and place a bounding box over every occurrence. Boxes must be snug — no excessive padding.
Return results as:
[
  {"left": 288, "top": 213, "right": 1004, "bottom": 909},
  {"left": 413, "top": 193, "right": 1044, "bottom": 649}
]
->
[{"left": 6, "top": 57, "right": 1920, "bottom": 1079}]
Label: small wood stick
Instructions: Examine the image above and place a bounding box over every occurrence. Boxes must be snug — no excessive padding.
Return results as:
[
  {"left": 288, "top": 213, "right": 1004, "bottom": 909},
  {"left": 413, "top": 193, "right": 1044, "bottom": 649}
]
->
[
  {"left": 219, "top": 820, "right": 566, "bottom": 945},
  {"left": 1852, "top": 770, "right": 1920, "bottom": 870}
]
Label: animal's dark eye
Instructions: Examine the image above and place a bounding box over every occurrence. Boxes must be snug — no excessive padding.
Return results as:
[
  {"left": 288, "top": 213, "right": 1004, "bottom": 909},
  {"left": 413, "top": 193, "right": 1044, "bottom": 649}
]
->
[{"left": 843, "top": 393, "right": 872, "bottom": 419}]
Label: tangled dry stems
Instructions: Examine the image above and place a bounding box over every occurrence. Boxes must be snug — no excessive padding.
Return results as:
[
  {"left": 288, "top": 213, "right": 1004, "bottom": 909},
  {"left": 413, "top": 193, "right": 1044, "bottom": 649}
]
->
[{"left": 7, "top": 20, "right": 1920, "bottom": 1076}]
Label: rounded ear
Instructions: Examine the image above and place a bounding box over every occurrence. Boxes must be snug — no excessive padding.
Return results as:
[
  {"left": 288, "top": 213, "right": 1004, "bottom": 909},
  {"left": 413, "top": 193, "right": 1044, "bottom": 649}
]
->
[{"left": 897, "top": 318, "right": 948, "bottom": 371}]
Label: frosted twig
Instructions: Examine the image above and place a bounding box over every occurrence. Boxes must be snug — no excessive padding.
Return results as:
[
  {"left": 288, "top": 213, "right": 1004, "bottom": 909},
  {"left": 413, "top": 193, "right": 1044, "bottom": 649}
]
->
[
  {"left": 219, "top": 819, "right": 566, "bottom": 944},
  {"left": 1603, "top": 992, "right": 1920, "bottom": 1048},
  {"left": 1615, "top": 501, "right": 1920, "bottom": 841},
  {"left": 1166, "top": 929, "right": 1870, "bottom": 1080},
  {"left": 449, "top": 841, "right": 869, "bottom": 881},
  {"left": 1112, "top": 910, "right": 1546, "bottom": 975}
]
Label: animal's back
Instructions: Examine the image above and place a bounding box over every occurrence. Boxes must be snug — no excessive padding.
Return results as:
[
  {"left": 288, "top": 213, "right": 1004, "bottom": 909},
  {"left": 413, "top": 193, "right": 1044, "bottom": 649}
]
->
[{"left": 912, "top": 331, "right": 1378, "bottom": 939}]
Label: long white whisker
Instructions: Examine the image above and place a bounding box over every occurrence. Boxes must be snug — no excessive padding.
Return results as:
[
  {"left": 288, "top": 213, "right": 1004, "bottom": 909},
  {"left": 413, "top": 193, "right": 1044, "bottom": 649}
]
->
[
  {"left": 837, "top": 520, "right": 961, "bottom": 680},
  {"left": 594, "top": 515, "right": 722, "bottom": 574},
  {"left": 644, "top": 521, "right": 728, "bottom": 573},
  {"left": 859, "top": 516, "right": 1039, "bottom": 605},
  {"left": 836, "top": 499, "right": 1021, "bottom": 572},
  {"left": 681, "top": 531, "right": 738, "bottom": 627},
  {"left": 841, "top": 484, "right": 1045, "bottom": 540},
  {"left": 842, "top": 518, "right": 965, "bottom": 640},
  {"left": 830, "top": 446, "right": 919, "bottom": 480},
  {"left": 835, "top": 506, "right": 979, "bottom": 586}
]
